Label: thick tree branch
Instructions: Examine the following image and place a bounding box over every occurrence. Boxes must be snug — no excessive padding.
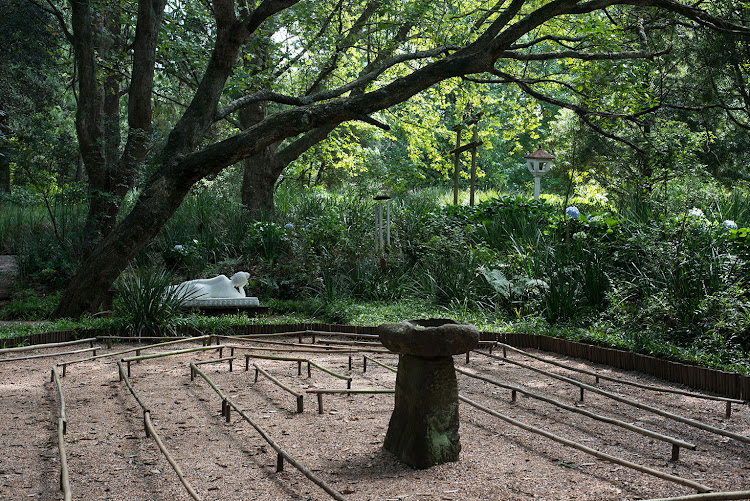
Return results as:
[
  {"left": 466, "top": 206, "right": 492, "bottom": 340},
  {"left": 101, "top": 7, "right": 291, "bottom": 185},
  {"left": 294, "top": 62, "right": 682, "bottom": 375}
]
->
[
  {"left": 26, "top": 0, "right": 74, "bottom": 43},
  {"left": 569, "top": 0, "right": 750, "bottom": 35},
  {"left": 245, "top": 0, "right": 302, "bottom": 34},
  {"left": 501, "top": 48, "right": 669, "bottom": 61},
  {"left": 216, "top": 43, "right": 458, "bottom": 121},
  {"left": 120, "top": 0, "right": 167, "bottom": 176},
  {"left": 509, "top": 34, "right": 588, "bottom": 50}
]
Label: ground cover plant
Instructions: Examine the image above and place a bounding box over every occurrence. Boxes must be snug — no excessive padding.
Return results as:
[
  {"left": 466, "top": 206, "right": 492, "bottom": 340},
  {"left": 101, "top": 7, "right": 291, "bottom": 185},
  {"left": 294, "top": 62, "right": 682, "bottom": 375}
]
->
[{"left": 2, "top": 183, "right": 749, "bottom": 375}]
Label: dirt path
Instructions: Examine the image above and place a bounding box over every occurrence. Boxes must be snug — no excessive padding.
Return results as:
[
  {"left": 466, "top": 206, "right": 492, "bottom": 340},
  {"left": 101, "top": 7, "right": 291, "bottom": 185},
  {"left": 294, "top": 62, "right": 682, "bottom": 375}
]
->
[{"left": 1, "top": 338, "right": 749, "bottom": 500}]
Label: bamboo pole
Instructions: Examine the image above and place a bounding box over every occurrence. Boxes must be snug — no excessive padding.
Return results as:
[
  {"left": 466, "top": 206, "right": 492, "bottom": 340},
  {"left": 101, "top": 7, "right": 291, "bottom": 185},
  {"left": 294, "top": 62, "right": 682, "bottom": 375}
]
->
[
  {"left": 245, "top": 354, "right": 306, "bottom": 374},
  {"left": 307, "top": 360, "right": 352, "bottom": 388},
  {"left": 497, "top": 343, "right": 746, "bottom": 405},
  {"left": 229, "top": 345, "right": 387, "bottom": 354},
  {"left": 646, "top": 491, "right": 750, "bottom": 500},
  {"left": 117, "top": 362, "right": 150, "bottom": 412},
  {"left": 0, "top": 337, "right": 96, "bottom": 355},
  {"left": 306, "top": 388, "right": 395, "bottom": 414},
  {"left": 190, "top": 365, "right": 349, "bottom": 501},
  {"left": 306, "top": 388, "right": 395, "bottom": 394},
  {"left": 51, "top": 367, "right": 67, "bottom": 434},
  {"left": 456, "top": 367, "right": 695, "bottom": 454},
  {"left": 235, "top": 330, "right": 377, "bottom": 341},
  {"left": 193, "top": 356, "right": 235, "bottom": 372},
  {"left": 1, "top": 346, "right": 97, "bottom": 363},
  {"left": 122, "top": 344, "right": 226, "bottom": 363},
  {"left": 216, "top": 335, "right": 350, "bottom": 351},
  {"left": 57, "top": 417, "right": 72, "bottom": 501},
  {"left": 143, "top": 411, "right": 203, "bottom": 501},
  {"left": 459, "top": 395, "right": 712, "bottom": 493},
  {"left": 57, "top": 335, "right": 211, "bottom": 369},
  {"left": 362, "top": 355, "right": 397, "bottom": 373},
  {"left": 474, "top": 350, "right": 750, "bottom": 444},
  {"left": 316, "top": 339, "right": 383, "bottom": 347},
  {"left": 253, "top": 364, "right": 304, "bottom": 413}
]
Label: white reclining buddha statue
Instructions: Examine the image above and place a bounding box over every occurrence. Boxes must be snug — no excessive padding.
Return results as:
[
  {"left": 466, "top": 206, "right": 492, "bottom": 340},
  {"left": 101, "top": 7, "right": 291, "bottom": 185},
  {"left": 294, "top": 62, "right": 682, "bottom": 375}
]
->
[{"left": 169, "top": 271, "right": 260, "bottom": 307}]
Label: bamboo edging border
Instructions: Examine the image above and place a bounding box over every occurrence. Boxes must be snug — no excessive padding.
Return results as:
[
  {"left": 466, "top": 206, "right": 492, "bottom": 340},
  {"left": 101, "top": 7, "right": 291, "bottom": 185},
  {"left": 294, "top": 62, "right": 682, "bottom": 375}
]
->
[
  {"left": 189, "top": 364, "right": 349, "bottom": 501},
  {"left": 117, "top": 362, "right": 202, "bottom": 501}
]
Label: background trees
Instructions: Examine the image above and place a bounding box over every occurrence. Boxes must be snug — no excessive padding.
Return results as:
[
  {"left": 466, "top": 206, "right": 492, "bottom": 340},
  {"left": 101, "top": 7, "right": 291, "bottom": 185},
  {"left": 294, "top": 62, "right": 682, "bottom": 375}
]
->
[{"left": 3, "top": 0, "right": 748, "bottom": 318}]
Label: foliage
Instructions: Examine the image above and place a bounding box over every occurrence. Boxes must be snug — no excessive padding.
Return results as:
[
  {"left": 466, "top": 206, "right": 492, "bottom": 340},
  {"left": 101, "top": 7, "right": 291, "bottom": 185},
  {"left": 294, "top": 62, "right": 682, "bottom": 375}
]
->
[
  {"left": 0, "top": 290, "right": 60, "bottom": 321},
  {"left": 113, "top": 267, "right": 191, "bottom": 337}
]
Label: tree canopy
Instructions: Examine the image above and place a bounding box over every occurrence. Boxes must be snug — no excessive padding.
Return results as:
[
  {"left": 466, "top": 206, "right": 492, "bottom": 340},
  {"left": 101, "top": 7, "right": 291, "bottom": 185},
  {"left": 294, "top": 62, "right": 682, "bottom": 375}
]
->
[{"left": 18, "top": 0, "right": 750, "bottom": 318}]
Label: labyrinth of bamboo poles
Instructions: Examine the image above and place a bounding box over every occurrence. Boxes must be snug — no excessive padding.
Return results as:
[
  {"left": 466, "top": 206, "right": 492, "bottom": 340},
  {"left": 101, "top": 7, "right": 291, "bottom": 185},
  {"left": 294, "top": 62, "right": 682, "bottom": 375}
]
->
[
  {"left": 189, "top": 363, "right": 350, "bottom": 501},
  {"left": 473, "top": 349, "right": 750, "bottom": 444},
  {"left": 458, "top": 394, "right": 713, "bottom": 493},
  {"left": 5, "top": 325, "right": 748, "bottom": 400},
  {"left": 456, "top": 366, "right": 696, "bottom": 461},
  {"left": 116, "top": 362, "right": 202, "bottom": 501},
  {"left": 496, "top": 343, "right": 746, "bottom": 414}
]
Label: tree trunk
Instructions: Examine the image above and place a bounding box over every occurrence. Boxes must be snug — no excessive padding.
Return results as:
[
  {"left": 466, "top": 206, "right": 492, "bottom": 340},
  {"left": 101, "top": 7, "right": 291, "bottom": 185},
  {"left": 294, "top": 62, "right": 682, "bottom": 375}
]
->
[
  {"left": 0, "top": 156, "right": 9, "bottom": 193},
  {"left": 0, "top": 111, "right": 9, "bottom": 193},
  {"left": 241, "top": 149, "right": 282, "bottom": 218}
]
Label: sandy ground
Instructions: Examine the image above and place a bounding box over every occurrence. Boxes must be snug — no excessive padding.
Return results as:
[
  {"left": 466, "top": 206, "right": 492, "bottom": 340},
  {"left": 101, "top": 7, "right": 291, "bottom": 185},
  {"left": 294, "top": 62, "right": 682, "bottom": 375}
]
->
[{"left": 1, "top": 335, "right": 749, "bottom": 501}]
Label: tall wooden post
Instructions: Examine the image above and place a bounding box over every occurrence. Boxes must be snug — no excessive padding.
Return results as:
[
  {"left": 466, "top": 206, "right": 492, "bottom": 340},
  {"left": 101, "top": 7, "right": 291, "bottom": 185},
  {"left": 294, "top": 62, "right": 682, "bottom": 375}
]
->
[
  {"left": 453, "top": 127, "right": 461, "bottom": 205},
  {"left": 470, "top": 125, "right": 478, "bottom": 207}
]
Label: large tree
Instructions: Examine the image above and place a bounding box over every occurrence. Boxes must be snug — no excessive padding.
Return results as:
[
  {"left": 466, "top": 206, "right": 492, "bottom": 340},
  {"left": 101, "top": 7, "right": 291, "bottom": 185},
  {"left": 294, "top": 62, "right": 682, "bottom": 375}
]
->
[{"left": 47, "top": 0, "right": 750, "bottom": 318}]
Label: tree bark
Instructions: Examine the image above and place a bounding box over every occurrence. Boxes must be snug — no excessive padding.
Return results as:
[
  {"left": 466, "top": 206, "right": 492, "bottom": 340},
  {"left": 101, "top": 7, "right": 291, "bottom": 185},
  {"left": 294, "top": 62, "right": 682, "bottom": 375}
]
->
[
  {"left": 241, "top": 150, "right": 282, "bottom": 218},
  {"left": 0, "top": 111, "right": 9, "bottom": 193},
  {"left": 0, "top": 153, "right": 9, "bottom": 193}
]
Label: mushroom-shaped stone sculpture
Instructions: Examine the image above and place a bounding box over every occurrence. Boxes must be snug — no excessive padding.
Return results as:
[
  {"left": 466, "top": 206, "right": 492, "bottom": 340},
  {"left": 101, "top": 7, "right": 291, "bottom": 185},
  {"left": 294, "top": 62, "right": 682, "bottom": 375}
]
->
[{"left": 378, "top": 319, "right": 479, "bottom": 469}]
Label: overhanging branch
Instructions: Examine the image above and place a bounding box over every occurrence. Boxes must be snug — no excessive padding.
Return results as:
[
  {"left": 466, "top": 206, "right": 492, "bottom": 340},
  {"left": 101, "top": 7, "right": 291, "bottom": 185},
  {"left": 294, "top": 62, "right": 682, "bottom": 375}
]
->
[
  {"left": 215, "top": 44, "right": 458, "bottom": 121},
  {"left": 501, "top": 48, "right": 670, "bottom": 61}
]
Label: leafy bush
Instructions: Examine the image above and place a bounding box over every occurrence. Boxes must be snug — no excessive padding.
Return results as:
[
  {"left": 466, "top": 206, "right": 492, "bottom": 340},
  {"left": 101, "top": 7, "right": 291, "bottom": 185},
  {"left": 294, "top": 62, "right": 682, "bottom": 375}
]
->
[
  {"left": 0, "top": 289, "right": 59, "bottom": 320},
  {"left": 114, "top": 267, "right": 192, "bottom": 337}
]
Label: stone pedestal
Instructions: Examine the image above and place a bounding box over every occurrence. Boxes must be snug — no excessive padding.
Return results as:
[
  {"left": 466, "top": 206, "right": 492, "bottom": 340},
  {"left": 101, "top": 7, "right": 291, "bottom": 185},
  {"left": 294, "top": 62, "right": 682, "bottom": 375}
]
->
[{"left": 378, "top": 319, "right": 479, "bottom": 469}]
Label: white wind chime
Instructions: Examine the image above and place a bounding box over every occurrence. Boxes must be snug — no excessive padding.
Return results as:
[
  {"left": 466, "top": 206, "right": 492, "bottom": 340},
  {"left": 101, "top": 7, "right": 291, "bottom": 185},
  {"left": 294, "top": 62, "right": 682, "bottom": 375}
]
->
[{"left": 374, "top": 195, "right": 392, "bottom": 264}]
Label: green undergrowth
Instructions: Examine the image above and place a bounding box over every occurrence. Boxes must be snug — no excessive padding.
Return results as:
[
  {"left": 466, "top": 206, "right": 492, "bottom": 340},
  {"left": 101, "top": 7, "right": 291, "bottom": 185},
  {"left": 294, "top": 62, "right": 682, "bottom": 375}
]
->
[
  {"left": 3, "top": 296, "right": 750, "bottom": 375},
  {"left": 0, "top": 310, "right": 320, "bottom": 342}
]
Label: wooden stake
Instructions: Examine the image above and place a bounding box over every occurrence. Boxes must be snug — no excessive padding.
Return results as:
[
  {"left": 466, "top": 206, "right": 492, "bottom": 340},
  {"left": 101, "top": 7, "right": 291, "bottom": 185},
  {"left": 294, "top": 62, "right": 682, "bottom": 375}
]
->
[{"left": 453, "top": 127, "right": 461, "bottom": 204}]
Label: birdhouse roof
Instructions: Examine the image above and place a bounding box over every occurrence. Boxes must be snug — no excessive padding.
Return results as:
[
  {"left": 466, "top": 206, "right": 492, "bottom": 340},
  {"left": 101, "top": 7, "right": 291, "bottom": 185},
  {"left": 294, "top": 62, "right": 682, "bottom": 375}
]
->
[{"left": 524, "top": 147, "right": 555, "bottom": 160}]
